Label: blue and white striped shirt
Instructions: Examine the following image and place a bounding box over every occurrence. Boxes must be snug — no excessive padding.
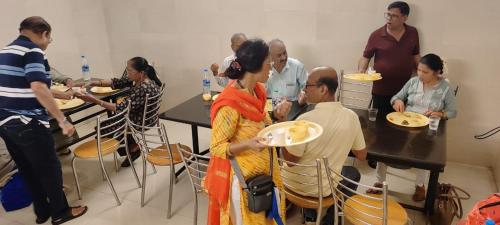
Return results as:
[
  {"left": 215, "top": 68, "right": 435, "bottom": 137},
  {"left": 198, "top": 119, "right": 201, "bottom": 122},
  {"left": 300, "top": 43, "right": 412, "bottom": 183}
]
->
[{"left": 0, "top": 35, "right": 52, "bottom": 127}]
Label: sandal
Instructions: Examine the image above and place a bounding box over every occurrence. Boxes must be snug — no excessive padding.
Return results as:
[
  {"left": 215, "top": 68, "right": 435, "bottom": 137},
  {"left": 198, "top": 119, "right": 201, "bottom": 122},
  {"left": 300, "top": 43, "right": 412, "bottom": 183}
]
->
[
  {"left": 36, "top": 215, "right": 50, "bottom": 224},
  {"left": 52, "top": 206, "right": 88, "bottom": 225},
  {"left": 366, "top": 182, "right": 383, "bottom": 194}
]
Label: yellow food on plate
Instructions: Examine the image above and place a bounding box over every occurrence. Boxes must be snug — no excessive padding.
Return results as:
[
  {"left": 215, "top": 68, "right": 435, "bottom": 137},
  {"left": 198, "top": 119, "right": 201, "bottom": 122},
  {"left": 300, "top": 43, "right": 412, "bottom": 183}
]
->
[
  {"left": 90, "top": 87, "right": 115, "bottom": 94},
  {"left": 55, "top": 98, "right": 85, "bottom": 110},
  {"left": 288, "top": 120, "right": 310, "bottom": 143},
  {"left": 344, "top": 73, "right": 382, "bottom": 81}
]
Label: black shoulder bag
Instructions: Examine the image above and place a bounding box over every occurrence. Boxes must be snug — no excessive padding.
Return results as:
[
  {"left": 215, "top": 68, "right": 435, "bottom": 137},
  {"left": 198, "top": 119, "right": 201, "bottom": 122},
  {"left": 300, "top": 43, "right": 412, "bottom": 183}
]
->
[{"left": 230, "top": 148, "right": 274, "bottom": 213}]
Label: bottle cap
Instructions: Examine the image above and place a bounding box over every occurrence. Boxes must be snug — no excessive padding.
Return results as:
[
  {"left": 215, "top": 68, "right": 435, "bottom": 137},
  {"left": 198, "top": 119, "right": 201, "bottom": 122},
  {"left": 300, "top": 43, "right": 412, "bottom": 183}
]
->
[{"left": 486, "top": 219, "right": 495, "bottom": 225}]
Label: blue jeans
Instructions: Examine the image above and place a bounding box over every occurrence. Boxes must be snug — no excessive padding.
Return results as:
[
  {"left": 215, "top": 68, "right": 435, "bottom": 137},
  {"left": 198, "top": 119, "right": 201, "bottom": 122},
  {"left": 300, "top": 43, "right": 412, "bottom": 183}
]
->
[
  {"left": 303, "top": 166, "right": 361, "bottom": 225},
  {"left": 0, "top": 119, "right": 69, "bottom": 219}
]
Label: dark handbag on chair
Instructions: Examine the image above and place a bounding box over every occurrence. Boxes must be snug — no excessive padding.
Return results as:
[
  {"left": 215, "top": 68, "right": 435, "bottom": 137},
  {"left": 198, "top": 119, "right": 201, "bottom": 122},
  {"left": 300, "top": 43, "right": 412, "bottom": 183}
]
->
[
  {"left": 230, "top": 148, "right": 274, "bottom": 213},
  {"left": 429, "top": 183, "right": 471, "bottom": 225}
]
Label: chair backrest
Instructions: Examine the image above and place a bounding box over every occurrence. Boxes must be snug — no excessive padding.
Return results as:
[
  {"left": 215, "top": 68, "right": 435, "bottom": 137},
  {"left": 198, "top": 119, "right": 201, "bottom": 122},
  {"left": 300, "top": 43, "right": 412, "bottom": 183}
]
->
[
  {"left": 177, "top": 143, "right": 210, "bottom": 194},
  {"left": 338, "top": 70, "right": 373, "bottom": 110},
  {"left": 127, "top": 116, "right": 175, "bottom": 162},
  {"left": 96, "top": 106, "right": 129, "bottom": 159},
  {"left": 277, "top": 155, "right": 328, "bottom": 220},
  {"left": 323, "top": 157, "right": 389, "bottom": 225},
  {"left": 142, "top": 83, "right": 166, "bottom": 127}
]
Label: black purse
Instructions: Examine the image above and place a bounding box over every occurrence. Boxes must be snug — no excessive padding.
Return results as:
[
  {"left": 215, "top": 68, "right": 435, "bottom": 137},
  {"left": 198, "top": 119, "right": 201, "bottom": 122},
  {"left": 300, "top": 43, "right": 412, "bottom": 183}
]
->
[{"left": 230, "top": 148, "right": 274, "bottom": 213}]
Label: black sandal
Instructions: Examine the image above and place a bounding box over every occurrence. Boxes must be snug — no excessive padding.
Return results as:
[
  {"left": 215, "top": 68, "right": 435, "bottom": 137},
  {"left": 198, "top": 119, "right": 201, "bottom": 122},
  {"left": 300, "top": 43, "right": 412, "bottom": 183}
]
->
[
  {"left": 366, "top": 182, "right": 383, "bottom": 195},
  {"left": 52, "top": 206, "right": 88, "bottom": 225},
  {"left": 36, "top": 215, "right": 50, "bottom": 224}
]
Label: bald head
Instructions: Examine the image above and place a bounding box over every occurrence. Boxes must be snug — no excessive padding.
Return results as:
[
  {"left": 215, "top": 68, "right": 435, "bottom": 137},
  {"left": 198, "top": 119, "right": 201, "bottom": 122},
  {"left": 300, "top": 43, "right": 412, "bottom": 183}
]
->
[
  {"left": 230, "top": 33, "right": 247, "bottom": 52},
  {"left": 309, "top": 67, "right": 338, "bottom": 96},
  {"left": 269, "top": 39, "right": 288, "bottom": 72}
]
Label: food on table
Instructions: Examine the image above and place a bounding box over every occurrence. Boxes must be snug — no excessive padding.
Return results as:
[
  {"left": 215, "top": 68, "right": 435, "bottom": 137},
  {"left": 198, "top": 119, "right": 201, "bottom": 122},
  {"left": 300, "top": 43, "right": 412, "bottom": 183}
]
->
[
  {"left": 401, "top": 120, "right": 410, "bottom": 125},
  {"left": 202, "top": 93, "right": 212, "bottom": 101},
  {"left": 211, "top": 94, "right": 219, "bottom": 101}
]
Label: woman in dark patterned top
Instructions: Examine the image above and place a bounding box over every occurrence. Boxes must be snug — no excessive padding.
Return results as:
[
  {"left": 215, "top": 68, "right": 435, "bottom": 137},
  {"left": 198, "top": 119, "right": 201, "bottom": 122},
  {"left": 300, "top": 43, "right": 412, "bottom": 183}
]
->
[{"left": 78, "top": 57, "right": 162, "bottom": 167}]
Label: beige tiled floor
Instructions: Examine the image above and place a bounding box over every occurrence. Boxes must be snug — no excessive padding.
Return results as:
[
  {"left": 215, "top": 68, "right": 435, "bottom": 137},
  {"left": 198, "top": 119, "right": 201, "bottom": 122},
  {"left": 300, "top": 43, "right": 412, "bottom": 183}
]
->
[{"left": 0, "top": 120, "right": 497, "bottom": 225}]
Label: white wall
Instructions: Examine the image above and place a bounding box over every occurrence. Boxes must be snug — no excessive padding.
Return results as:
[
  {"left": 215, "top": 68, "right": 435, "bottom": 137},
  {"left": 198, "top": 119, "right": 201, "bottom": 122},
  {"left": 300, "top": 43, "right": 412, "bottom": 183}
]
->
[
  {"left": 0, "top": 0, "right": 113, "bottom": 79},
  {"left": 1, "top": 0, "right": 499, "bottom": 175}
]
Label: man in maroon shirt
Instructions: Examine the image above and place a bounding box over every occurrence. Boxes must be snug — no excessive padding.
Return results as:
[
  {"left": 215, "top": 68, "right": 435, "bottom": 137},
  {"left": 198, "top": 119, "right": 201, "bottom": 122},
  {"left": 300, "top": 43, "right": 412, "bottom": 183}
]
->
[{"left": 358, "top": 1, "right": 420, "bottom": 114}]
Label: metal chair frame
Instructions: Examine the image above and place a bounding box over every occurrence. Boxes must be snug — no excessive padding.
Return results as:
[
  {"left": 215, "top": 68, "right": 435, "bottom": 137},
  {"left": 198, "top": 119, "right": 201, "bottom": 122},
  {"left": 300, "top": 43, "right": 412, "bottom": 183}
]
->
[
  {"left": 71, "top": 107, "right": 140, "bottom": 206},
  {"left": 177, "top": 143, "right": 210, "bottom": 225},
  {"left": 128, "top": 118, "right": 180, "bottom": 218},
  {"left": 323, "top": 157, "right": 389, "bottom": 225},
  {"left": 278, "top": 157, "right": 326, "bottom": 225}
]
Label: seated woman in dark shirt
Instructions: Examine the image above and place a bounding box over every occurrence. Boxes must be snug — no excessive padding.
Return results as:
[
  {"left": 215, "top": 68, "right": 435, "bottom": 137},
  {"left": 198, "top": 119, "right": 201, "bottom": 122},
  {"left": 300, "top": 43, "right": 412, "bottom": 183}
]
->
[{"left": 78, "top": 57, "right": 162, "bottom": 167}]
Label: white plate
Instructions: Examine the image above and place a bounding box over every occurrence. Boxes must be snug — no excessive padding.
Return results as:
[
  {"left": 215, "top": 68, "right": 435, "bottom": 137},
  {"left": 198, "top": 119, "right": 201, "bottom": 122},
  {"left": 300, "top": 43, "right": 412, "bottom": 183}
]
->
[
  {"left": 90, "top": 87, "right": 117, "bottom": 94},
  {"left": 386, "top": 112, "right": 429, "bottom": 128},
  {"left": 55, "top": 98, "right": 85, "bottom": 110},
  {"left": 257, "top": 120, "right": 323, "bottom": 147}
]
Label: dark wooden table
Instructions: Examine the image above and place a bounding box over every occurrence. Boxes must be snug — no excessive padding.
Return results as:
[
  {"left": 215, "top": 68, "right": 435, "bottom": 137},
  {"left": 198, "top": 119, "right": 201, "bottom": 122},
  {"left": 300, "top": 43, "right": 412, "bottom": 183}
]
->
[
  {"left": 51, "top": 84, "right": 128, "bottom": 151},
  {"left": 159, "top": 94, "right": 446, "bottom": 214},
  {"left": 353, "top": 109, "right": 446, "bottom": 215},
  {"left": 159, "top": 93, "right": 306, "bottom": 154}
]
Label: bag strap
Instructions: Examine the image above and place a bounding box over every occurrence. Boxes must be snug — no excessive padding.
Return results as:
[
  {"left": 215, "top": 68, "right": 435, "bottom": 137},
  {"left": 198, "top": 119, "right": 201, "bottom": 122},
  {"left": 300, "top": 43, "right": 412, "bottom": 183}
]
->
[
  {"left": 479, "top": 200, "right": 500, "bottom": 210},
  {"left": 230, "top": 147, "right": 274, "bottom": 190}
]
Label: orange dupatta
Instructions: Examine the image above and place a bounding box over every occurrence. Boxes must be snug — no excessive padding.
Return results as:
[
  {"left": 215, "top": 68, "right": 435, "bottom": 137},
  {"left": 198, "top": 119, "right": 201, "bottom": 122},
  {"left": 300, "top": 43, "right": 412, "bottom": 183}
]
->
[{"left": 206, "top": 81, "right": 267, "bottom": 225}]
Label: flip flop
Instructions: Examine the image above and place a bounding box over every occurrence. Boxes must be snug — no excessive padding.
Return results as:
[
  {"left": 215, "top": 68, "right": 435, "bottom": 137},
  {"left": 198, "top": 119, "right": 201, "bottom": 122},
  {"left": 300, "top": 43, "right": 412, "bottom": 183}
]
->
[
  {"left": 52, "top": 206, "right": 88, "bottom": 225},
  {"left": 366, "top": 182, "right": 383, "bottom": 195}
]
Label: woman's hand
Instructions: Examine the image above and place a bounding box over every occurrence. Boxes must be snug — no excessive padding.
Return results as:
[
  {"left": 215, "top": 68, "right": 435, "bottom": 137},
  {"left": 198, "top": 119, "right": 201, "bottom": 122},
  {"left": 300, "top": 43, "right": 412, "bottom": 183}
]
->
[
  {"left": 245, "top": 137, "right": 268, "bottom": 150},
  {"left": 392, "top": 99, "right": 405, "bottom": 112},
  {"left": 424, "top": 110, "right": 445, "bottom": 118},
  {"left": 77, "top": 92, "right": 98, "bottom": 104}
]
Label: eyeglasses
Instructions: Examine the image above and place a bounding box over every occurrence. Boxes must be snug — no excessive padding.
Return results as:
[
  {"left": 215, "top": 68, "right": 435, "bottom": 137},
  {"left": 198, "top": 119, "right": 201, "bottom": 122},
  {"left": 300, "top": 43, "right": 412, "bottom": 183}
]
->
[
  {"left": 305, "top": 83, "right": 319, "bottom": 88},
  {"left": 384, "top": 12, "right": 401, "bottom": 20}
]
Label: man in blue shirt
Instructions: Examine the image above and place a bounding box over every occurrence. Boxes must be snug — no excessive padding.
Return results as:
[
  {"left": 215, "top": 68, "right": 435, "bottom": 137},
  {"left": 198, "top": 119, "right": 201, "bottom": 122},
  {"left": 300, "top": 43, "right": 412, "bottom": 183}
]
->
[
  {"left": 0, "top": 16, "right": 87, "bottom": 224},
  {"left": 266, "top": 39, "right": 308, "bottom": 104}
]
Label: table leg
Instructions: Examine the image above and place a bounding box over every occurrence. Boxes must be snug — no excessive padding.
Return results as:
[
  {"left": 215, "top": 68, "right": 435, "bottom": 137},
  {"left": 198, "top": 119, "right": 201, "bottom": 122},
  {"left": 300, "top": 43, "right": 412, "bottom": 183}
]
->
[
  {"left": 191, "top": 124, "right": 199, "bottom": 154},
  {"left": 425, "top": 170, "right": 440, "bottom": 215}
]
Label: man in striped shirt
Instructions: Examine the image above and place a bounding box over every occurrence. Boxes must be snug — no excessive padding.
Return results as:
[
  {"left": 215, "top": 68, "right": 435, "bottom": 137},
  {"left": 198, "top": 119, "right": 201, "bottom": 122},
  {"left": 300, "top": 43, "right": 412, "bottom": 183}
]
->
[{"left": 0, "top": 16, "right": 87, "bottom": 224}]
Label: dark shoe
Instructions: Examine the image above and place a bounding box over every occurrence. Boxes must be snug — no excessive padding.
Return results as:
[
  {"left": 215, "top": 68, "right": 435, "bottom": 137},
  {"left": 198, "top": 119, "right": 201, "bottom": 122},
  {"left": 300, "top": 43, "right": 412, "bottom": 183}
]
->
[
  {"left": 57, "top": 148, "right": 72, "bottom": 156},
  {"left": 368, "top": 160, "right": 377, "bottom": 169},
  {"left": 36, "top": 215, "right": 50, "bottom": 224},
  {"left": 52, "top": 206, "right": 88, "bottom": 225},
  {"left": 366, "top": 182, "right": 383, "bottom": 194},
  {"left": 121, "top": 150, "right": 141, "bottom": 168},
  {"left": 412, "top": 185, "right": 426, "bottom": 202}
]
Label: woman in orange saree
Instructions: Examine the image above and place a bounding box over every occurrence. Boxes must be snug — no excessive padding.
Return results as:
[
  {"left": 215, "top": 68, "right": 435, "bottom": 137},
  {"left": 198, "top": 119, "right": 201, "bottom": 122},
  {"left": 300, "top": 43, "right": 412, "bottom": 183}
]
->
[{"left": 206, "top": 39, "right": 289, "bottom": 225}]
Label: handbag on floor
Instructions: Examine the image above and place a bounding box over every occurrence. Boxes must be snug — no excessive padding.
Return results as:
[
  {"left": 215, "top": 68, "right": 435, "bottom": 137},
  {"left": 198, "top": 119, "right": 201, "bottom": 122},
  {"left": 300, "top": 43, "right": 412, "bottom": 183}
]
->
[
  {"left": 429, "top": 183, "right": 470, "bottom": 225},
  {"left": 230, "top": 148, "right": 274, "bottom": 213}
]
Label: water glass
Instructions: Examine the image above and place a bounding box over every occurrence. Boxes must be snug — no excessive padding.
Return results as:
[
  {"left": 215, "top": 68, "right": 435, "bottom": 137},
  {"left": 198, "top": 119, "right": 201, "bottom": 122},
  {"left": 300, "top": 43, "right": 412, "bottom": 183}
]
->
[
  {"left": 368, "top": 108, "right": 378, "bottom": 121},
  {"left": 428, "top": 116, "right": 440, "bottom": 131}
]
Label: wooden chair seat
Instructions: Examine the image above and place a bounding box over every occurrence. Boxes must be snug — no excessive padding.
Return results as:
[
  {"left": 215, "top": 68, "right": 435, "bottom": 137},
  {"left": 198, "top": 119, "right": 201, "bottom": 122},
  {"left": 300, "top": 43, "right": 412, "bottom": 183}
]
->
[
  {"left": 284, "top": 187, "right": 334, "bottom": 209},
  {"left": 74, "top": 138, "right": 120, "bottom": 158},
  {"left": 344, "top": 194, "right": 408, "bottom": 225},
  {"left": 146, "top": 144, "right": 191, "bottom": 166}
]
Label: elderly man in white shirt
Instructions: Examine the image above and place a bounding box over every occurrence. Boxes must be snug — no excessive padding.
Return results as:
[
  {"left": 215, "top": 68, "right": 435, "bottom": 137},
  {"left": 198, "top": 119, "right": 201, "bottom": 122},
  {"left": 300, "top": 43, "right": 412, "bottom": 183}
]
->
[
  {"left": 210, "top": 33, "right": 247, "bottom": 87},
  {"left": 266, "top": 39, "right": 308, "bottom": 104},
  {"left": 282, "top": 67, "right": 367, "bottom": 225}
]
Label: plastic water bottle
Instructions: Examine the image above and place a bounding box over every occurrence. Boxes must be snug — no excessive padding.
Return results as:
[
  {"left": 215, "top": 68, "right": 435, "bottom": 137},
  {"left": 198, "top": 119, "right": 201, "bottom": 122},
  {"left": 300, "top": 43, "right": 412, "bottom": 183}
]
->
[
  {"left": 485, "top": 218, "right": 495, "bottom": 225},
  {"left": 202, "top": 68, "right": 211, "bottom": 101},
  {"left": 81, "top": 55, "right": 90, "bottom": 81},
  {"left": 272, "top": 89, "right": 280, "bottom": 109}
]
